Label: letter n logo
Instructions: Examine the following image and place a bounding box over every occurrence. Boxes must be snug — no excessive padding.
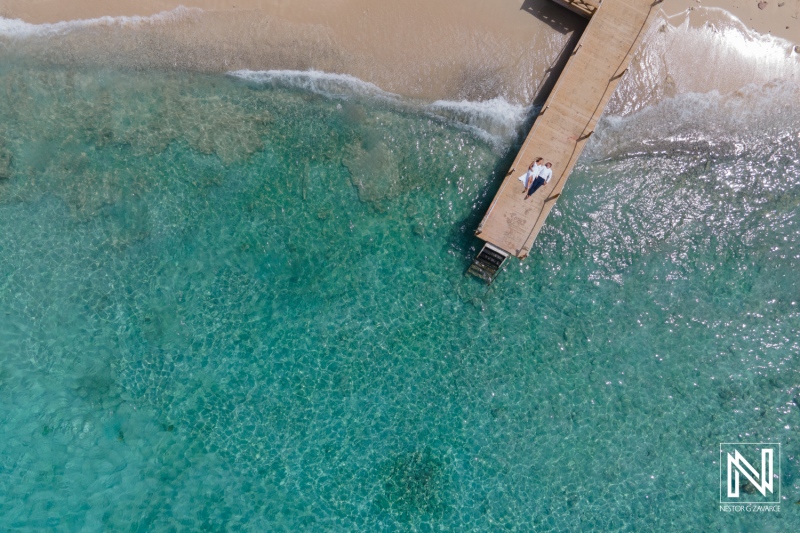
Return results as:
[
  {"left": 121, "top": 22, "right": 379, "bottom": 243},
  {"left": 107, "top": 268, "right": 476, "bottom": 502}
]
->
[
  {"left": 727, "top": 449, "right": 772, "bottom": 497},
  {"left": 720, "top": 443, "right": 780, "bottom": 504}
]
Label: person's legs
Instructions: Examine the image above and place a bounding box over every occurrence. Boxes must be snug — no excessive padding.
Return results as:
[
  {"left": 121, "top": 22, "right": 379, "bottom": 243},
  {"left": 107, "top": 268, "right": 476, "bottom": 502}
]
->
[{"left": 526, "top": 177, "right": 545, "bottom": 198}]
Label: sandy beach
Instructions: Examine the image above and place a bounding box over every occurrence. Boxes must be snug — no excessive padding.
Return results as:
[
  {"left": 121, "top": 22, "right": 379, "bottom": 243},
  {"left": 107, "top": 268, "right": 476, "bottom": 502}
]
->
[
  {"left": 3, "top": 0, "right": 797, "bottom": 40},
  {"left": 0, "top": 0, "right": 797, "bottom": 105},
  {"left": 0, "top": 0, "right": 588, "bottom": 104}
]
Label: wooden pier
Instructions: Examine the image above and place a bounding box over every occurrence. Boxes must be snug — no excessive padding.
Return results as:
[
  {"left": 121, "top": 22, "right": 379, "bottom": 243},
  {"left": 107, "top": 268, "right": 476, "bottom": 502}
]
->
[{"left": 469, "top": 0, "right": 660, "bottom": 283}]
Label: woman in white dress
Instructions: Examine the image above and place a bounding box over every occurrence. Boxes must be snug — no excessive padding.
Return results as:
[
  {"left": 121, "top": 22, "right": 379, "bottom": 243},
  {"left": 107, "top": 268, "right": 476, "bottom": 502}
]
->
[
  {"left": 525, "top": 162, "right": 553, "bottom": 200},
  {"left": 519, "top": 157, "right": 544, "bottom": 193}
]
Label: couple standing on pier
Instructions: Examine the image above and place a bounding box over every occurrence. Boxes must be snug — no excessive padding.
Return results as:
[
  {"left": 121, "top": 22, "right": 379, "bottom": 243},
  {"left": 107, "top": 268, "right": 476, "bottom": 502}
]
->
[{"left": 518, "top": 158, "right": 552, "bottom": 200}]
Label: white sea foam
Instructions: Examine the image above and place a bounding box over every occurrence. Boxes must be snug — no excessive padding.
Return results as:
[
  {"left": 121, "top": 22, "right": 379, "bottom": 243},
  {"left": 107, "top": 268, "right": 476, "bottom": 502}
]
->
[
  {"left": 426, "top": 98, "right": 531, "bottom": 147},
  {"left": 230, "top": 69, "right": 531, "bottom": 148},
  {"left": 0, "top": 6, "right": 201, "bottom": 39},
  {"left": 595, "top": 6, "right": 800, "bottom": 162},
  {"left": 665, "top": 6, "right": 798, "bottom": 50},
  {"left": 229, "top": 69, "right": 397, "bottom": 102},
  {"left": 609, "top": 6, "right": 799, "bottom": 116},
  {"left": 663, "top": 6, "right": 800, "bottom": 78},
  {"left": 588, "top": 79, "right": 800, "bottom": 161}
]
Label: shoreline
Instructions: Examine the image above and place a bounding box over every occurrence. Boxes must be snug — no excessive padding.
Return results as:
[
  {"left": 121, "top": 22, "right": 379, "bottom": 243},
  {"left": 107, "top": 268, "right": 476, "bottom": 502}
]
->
[
  {"left": 0, "top": 0, "right": 797, "bottom": 106},
  {"left": 662, "top": 0, "right": 799, "bottom": 43},
  {"left": 2, "top": 0, "right": 797, "bottom": 42},
  {"left": 0, "top": 0, "right": 588, "bottom": 104}
]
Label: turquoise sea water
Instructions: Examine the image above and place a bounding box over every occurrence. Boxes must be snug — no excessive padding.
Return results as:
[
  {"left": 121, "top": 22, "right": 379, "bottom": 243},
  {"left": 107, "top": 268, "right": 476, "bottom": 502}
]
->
[{"left": 0, "top": 60, "right": 798, "bottom": 532}]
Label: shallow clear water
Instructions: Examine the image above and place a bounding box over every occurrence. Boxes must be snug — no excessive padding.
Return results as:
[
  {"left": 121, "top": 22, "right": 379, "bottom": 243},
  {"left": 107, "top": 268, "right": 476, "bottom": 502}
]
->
[{"left": 0, "top": 62, "right": 798, "bottom": 532}]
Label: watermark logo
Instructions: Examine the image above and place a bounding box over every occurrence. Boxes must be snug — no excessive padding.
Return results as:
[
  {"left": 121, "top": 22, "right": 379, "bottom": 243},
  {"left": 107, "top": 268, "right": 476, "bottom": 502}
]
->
[{"left": 719, "top": 443, "right": 781, "bottom": 512}]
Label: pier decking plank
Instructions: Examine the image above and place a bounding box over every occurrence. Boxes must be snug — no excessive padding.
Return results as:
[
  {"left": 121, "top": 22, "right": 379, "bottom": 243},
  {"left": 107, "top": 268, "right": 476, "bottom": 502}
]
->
[{"left": 475, "top": 0, "right": 659, "bottom": 259}]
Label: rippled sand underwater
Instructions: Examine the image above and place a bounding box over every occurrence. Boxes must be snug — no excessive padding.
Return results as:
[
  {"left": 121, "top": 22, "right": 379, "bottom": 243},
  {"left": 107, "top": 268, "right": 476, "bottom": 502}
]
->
[{"left": 0, "top": 63, "right": 799, "bottom": 531}]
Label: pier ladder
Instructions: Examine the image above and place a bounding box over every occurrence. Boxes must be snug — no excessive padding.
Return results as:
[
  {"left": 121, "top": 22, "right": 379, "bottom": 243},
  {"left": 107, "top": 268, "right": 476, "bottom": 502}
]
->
[{"left": 466, "top": 243, "right": 510, "bottom": 284}]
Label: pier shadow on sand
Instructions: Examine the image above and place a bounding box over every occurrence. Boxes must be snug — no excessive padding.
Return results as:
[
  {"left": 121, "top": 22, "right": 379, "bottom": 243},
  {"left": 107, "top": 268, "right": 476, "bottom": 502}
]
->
[
  {"left": 453, "top": 3, "right": 586, "bottom": 261},
  {"left": 520, "top": 0, "right": 586, "bottom": 107},
  {"left": 520, "top": 0, "right": 586, "bottom": 35}
]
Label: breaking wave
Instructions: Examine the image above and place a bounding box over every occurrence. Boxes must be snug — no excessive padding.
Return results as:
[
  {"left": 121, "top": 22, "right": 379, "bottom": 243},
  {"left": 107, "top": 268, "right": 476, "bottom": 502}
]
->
[
  {"left": 608, "top": 6, "right": 800, "bottom": 116},
  {"left": 230, "top": 69, "right": 531, "bottom": 149},
  {"left": 0, "top": 6, "right": 201, "bottom": 39},
  {"left": 229, "top": 69, "right": 392, "bottom": 101},
  {"left": 588, "top": 79, "right": 800, "bottom": 161}
]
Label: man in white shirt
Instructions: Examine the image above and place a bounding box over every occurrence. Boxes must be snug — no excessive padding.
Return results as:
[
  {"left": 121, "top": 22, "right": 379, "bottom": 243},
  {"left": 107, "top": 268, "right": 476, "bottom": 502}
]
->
[
  {"left": 518, "top": 157, "right": 544, "bottom": 192},
  {"left": 525, "top": 162, "right": 552, "bottom": 200}
]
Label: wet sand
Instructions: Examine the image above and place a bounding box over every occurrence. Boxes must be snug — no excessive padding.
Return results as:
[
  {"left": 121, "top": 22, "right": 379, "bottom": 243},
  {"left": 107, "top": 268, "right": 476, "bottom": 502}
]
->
[{"left": 663, "top": 0, "right": 799, "bottom": 42}]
